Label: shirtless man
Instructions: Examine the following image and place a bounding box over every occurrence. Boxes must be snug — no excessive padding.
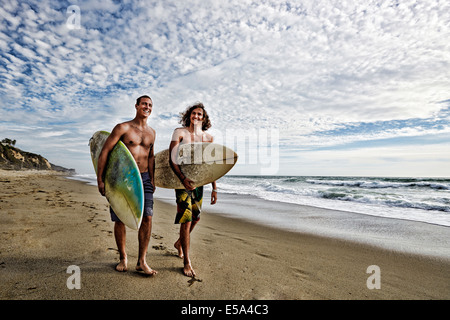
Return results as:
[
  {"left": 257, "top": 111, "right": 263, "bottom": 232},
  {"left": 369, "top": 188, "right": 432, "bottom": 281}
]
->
[
  {"left": 96, "top": 95, "right": 157, "bottom": 276},
  {"left": 169, "top": 102, "right": 217, "bottom": 277}
]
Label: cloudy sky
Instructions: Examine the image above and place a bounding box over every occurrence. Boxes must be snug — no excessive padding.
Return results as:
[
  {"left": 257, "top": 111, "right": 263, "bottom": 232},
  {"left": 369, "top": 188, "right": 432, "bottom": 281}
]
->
[{"left": 1, "top": 0, "right": 449, "bottom": 177}]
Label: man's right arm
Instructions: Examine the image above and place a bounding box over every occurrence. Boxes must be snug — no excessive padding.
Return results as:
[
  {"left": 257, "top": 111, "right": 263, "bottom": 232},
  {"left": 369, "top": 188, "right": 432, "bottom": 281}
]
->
[
  {"left": 97, "top": 124, "right": 126, "bottom": 196},
  {"left": 168, "top": 129, "right": 195, "bottom": 191}
]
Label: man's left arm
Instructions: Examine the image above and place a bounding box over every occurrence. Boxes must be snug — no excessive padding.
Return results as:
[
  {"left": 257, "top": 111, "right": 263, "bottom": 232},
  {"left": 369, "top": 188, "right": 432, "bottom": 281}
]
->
[
  {"left": 211, "top": 181, "right": 217, "bottom": 205},
  {"left": 148, "top": 130, "right": 156, "bottom": 191}
]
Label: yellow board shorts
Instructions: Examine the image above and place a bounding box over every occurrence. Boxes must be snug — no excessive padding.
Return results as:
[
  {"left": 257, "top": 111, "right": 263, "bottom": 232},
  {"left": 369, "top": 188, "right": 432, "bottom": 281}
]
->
[{"left": 174, "top": 187, "right": 203, "bottom": 224}]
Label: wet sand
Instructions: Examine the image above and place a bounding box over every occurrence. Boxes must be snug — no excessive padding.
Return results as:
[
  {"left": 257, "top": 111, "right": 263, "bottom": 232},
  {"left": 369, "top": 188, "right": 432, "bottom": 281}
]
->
[{"left": 0, "top": 170, "right": 449, "bottom": 300}]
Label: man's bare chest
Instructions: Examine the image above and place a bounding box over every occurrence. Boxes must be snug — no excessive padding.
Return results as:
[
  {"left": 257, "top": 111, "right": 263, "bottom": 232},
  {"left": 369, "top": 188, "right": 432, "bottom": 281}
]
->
[
  {"left": 181, "top": 130, "right": 207, "bottom": 144},
  {"left": 122, "top": 128, "right": 153, "bottom": 149}
]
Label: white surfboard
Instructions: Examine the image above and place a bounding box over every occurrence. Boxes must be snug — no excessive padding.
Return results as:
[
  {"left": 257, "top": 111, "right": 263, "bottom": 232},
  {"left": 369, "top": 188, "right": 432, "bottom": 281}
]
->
[{"left": 155, "top": 143, "right": 238, "bottom": 189}]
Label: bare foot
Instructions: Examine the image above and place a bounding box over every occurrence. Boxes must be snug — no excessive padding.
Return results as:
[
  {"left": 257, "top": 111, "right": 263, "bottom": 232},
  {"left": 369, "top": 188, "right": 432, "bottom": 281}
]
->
[
  {"left": 136, "top": 261, "right": 157, "bottom": 276},
  {"left": 183, "top": 262, "right": 196, "bottom": 277},
  {"left": 115, "top": 258, "right": 128, "bottom": 272},
  {"left": 174, "top": 239, "right": 183, "bottom": 258}
]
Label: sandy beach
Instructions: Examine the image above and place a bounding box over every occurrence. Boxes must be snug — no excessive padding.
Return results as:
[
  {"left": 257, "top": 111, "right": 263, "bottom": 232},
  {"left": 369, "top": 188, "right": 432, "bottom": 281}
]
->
[{"left": 0, "top": 170, "right": 449, "bottom": 301}]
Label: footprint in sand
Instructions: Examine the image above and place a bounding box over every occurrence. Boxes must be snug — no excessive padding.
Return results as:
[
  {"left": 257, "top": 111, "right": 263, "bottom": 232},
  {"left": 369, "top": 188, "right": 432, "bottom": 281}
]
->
[
  {"left": 187, "top": 277, "right": 203, "bottom": 286},
  {"left": 152, "top": 244, "right": 167, "bottom": 250},
  {"left": 292, "top": 267, "right": 311, "bottom": 279},
  {"left": 255, "top": 252, "right": 274, "bottom": 260}
]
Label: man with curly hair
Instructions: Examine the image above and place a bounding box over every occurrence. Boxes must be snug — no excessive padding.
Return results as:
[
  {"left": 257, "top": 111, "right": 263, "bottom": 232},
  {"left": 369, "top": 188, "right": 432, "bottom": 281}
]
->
[{"left": 168, "top": 102, "right": 217, "bottom": 277}]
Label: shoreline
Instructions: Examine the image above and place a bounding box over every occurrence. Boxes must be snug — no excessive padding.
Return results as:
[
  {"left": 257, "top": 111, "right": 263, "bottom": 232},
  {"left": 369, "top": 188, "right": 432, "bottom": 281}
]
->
[
  {"left": 156, "top": 186, "right": 450, "bottom": 260},
  {"left": 1, "top": 170, "right": 449, "bottom": 299}
]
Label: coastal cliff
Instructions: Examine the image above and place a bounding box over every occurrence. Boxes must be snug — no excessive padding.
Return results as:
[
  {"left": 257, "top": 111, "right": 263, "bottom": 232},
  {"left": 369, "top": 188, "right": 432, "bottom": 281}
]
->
[{"left": 0, "top": 139, "right": 75, "bottom": 173}]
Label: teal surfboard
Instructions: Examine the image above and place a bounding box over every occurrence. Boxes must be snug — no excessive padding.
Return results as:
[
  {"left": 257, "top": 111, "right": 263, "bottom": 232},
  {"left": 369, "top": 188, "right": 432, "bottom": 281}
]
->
[{"left": 89, "top": 131, "right": 144, "bottom": 230}]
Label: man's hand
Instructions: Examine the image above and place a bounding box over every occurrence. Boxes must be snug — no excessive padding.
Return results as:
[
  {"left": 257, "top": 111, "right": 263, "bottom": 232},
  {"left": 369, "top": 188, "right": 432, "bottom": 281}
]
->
[
  {"left": 98, "top": 180, "right": 106, "bottom": 196},
  {"left": 182, "top": 177, "right": 195, "bottom": 191},
  {"left": 211, "top": 190, "right": 217, "bottom": 205}
]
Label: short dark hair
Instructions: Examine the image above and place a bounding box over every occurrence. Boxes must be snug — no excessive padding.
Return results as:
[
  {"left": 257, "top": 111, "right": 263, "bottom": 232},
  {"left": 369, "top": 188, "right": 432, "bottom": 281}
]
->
[
  {"left": 136, "top": 95, "right": 152, "bottom": 105},
  {"left": 180, "top": 102, "right": 211, "bottom": 131}
]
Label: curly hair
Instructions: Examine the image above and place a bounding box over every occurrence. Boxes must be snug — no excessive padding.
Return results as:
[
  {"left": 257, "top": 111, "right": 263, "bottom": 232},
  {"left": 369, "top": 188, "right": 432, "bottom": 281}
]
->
[{"left": 179, "top": 102, "right": 211, "bottom": 131}]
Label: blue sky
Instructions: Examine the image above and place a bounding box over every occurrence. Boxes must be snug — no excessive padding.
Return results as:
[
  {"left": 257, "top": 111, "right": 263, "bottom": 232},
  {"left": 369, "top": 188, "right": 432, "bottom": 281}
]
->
[{"left": 1, "top": 0, "right": 449, "bottom": 177}]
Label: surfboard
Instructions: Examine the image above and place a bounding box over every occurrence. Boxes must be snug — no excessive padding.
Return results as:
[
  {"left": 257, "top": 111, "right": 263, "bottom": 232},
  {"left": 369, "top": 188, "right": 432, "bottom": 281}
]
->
[
  {"left": 89, "top": 131, "right": 144, "bottom": 230},
  {"left": 155, "top": 142, "right": 238, "bottom": 189}
]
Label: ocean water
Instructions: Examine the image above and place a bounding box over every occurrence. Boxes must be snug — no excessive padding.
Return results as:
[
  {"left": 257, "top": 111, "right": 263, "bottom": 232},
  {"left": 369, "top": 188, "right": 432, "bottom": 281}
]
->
[
  {"left": 67, "top": 174, "right": 98, "bottom": 186},
  {"left": 216, "top": 175, "right": 450, "bottom": 227}
]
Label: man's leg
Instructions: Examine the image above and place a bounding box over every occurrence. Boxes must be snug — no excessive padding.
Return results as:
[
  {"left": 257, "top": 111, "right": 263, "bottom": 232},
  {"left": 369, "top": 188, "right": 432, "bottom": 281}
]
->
[
  {"left": 114, "top": 221, "right": 127, "bottom": 272},
  {"left": 136, "top": 216, "right": 157, "bottom": 275},
  {"left": 174, "top": 218, "right": 199, "bottom": 258},
  {"left": 180, "top": 221, "right": 196, "bottom": 277}
]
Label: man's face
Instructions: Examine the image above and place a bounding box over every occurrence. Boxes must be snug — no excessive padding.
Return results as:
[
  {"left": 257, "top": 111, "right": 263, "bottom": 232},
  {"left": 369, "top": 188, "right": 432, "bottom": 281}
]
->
[
  {"left": 190, "top": 107, "right": 204, "bottom": 125},
  {"left": 136, "top": 97, "right": 152, "bottom": 117}
]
